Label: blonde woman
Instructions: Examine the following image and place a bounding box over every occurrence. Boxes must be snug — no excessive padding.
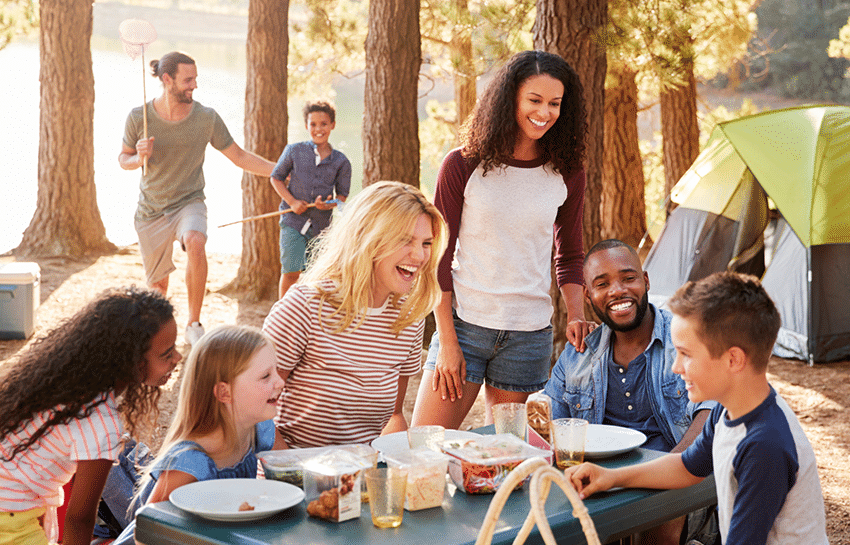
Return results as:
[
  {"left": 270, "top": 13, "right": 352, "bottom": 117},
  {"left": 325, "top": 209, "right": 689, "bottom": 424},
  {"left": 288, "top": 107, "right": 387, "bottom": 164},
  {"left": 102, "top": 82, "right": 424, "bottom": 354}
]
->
[
  {"left": 263, "top": 181, "right": 448, "bottom": 448},
  {"left": 113, "top": 325, "right": 283, "bottom": 545}
]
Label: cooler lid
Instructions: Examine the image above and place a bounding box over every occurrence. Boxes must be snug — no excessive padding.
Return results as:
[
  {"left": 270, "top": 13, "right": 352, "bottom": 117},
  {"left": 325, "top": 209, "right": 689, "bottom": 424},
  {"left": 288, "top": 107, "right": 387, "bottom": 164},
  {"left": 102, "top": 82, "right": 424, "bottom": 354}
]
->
[{"left": 0, "top": 262, "right": 41, "bottom": 284}]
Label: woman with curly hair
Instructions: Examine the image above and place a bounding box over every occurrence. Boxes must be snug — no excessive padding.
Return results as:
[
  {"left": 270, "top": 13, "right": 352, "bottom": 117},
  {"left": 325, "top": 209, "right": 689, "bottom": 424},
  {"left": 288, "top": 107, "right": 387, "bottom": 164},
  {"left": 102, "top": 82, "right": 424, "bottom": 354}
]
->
[
  {"left": 0, "top": 286, "right": 180, "bottom": 545},
  {"left": 263, "top": 181, "right": 447, "bottom": 447},
  {"left": 412, "top": 50, "right": 594, "bottom": 429}
]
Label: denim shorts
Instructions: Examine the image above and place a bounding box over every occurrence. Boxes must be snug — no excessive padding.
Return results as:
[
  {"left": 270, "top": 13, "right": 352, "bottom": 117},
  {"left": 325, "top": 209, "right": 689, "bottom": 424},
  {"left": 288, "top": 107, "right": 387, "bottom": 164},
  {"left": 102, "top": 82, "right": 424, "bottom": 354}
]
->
[
  {"left": 423, "top": 311, "right": 553, "bottom": 392},
  {"left": 279, "top": 224, "right": 317, "bottom": 273}
]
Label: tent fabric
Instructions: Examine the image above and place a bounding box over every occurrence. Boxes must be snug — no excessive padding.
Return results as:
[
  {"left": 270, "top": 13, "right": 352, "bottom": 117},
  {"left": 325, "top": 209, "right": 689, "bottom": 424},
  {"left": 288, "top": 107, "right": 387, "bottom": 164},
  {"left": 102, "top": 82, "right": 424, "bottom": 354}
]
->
[{"left": 644, "top": 105, "right": 850, "bottom": 363}]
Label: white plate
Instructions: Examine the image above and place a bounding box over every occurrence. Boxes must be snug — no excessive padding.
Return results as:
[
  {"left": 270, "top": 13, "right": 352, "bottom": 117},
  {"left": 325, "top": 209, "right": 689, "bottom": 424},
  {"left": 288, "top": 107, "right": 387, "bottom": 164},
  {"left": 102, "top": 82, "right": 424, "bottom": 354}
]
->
[
  {"left": 169, "top": 478, "right": 304, "bottom": 522},
  {"left": 371, "top": 429, "right": 480, "bottom": 458},
  {"left": 584, "top": 424, "right": 647, "bottom": 459}
]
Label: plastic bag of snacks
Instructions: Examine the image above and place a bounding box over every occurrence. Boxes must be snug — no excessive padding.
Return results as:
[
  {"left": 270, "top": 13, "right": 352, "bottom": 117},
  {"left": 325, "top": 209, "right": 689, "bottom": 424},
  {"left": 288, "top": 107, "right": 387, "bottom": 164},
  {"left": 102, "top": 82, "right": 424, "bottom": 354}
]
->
[
  {"left": 526, "top": 391, "right": 553, "bottom": 444},
  {"left": 384, "top": 448, "right": 449, "bottom": 510},
  {"left": 441, "top": 434, "right": 551, "bottom": 494}
]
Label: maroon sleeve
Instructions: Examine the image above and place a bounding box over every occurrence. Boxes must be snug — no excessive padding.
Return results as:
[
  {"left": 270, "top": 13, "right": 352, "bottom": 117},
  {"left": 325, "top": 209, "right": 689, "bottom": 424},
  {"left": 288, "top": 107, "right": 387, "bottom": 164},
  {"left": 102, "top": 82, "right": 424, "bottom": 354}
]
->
[
  {"left": 554, "top": 168, "right": 586, "bottom": 288},
  {"left": 433, "top": 149, "right": 477, "bottom": 292}
]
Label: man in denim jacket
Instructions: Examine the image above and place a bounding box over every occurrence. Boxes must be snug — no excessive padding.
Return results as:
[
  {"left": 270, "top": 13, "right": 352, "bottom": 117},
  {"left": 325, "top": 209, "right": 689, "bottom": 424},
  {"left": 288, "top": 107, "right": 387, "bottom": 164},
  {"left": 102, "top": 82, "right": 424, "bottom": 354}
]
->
[{"left": 544, "top": 239, "right": 716, "bottom": 545}]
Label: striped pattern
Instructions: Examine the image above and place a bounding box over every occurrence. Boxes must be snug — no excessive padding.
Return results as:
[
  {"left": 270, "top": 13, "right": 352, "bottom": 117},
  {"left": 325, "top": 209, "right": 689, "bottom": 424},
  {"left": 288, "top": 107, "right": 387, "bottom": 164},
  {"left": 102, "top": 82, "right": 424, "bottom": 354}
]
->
[
  {"left": 0, "top": 392, "right": 123, "bottom": 511},
  {"left": 263, "top": 282, "right": 423, "bottom": 447}
]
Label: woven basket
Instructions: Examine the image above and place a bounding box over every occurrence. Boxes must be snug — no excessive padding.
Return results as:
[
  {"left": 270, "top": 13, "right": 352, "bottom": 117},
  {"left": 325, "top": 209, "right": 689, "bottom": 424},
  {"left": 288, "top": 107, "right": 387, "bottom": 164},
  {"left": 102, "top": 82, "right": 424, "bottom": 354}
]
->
[{"left": 474, "top": 457, "right": 601, "bottom": 545}]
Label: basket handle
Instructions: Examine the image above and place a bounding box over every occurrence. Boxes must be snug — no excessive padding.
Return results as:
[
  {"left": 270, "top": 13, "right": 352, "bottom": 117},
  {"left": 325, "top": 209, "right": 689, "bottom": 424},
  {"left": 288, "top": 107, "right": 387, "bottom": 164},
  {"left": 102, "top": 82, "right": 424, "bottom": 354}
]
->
[{"left": 474, "top": 457, "right": 601, "bottom": 545}]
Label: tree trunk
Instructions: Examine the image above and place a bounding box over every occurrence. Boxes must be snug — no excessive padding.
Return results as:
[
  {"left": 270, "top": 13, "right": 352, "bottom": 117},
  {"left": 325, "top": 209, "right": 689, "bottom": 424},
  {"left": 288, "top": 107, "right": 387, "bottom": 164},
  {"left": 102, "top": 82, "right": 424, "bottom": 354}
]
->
[
  {"left": 601, "top": 62, "right": 645, "bottom": 247},
  {"left": 16, "top": 0, "right": 115, "bottom": 257},
  {"left": 660, "top": 58, "right": 699, "bottom": 214},
  {"left": 452, "top": 0, "right": 475, "bottom": 137},
  {"left": 223, "top": 0, "right": 288, "bottom": 301},
  {"left": 363, "top": 0, "right": 421, "bottom": 188},
  {"left": 533, "top": 0, "right": 607, "bottom": 360}
]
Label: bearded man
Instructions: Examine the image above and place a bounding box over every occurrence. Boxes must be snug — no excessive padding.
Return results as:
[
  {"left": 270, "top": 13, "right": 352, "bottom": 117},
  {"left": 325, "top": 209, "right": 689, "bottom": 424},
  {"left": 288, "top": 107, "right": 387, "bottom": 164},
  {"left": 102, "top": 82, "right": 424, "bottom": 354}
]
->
[
  {"left": 544, "top": 239, "right": 717, "bottom": 545},
  {"left": 119, "top": 52, "right": 275, "bottom": 345}
]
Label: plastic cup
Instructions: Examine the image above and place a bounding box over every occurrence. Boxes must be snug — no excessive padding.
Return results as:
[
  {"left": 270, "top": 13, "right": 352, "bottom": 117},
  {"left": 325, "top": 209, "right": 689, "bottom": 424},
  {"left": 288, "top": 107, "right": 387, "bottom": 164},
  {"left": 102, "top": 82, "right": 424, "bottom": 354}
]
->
[
  {"left": 552, "top": 418, "right": 588, "bottom": 469},
  {"left": 492, "top": 402, "right": 527, "bottom": 441},
  {"left": 364, "top": 468, "right": 407, "bottom": 528},
  {"left": 407, "top": 425, "right": 445, "bottom": 451}
]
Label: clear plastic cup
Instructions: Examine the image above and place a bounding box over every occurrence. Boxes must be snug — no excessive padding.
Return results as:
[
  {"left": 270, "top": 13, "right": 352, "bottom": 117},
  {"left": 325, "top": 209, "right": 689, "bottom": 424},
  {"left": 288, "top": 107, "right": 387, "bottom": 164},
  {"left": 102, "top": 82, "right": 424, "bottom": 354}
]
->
[
  {"left": 492, "top": 402, "right": 527, "bottom": 441},
  {"left": 364, "top": 468, "right": 408, "bottom": 528},
  {"left": 551, "top": 418, "right": 589, "bottom": 469}
]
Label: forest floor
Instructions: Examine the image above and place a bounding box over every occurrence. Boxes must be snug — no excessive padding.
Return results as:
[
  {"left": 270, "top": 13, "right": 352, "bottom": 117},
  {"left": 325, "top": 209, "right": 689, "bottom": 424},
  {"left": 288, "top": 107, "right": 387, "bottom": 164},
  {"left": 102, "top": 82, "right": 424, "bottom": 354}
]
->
[{"left": 1, "top": 247, "right": 848, "bottom": 542}]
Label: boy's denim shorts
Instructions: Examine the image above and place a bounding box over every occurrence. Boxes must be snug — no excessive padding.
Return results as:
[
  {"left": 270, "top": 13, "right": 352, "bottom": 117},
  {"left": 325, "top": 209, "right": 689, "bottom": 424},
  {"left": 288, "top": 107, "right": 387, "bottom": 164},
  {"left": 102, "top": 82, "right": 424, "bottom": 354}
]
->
[
  {"left": 423, "top": 311, "right": 553, "bottom": 392},
  {"left": 279, "top": 224, "right": 314, "bottom": 273}
]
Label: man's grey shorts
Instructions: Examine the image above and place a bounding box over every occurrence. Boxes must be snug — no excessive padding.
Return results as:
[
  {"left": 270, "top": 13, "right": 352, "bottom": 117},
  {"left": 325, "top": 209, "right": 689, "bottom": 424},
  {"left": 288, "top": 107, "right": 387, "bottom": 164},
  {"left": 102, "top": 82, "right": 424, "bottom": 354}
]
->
[{"left": 134, "top": 200, "right": 207, "bottom": 285}]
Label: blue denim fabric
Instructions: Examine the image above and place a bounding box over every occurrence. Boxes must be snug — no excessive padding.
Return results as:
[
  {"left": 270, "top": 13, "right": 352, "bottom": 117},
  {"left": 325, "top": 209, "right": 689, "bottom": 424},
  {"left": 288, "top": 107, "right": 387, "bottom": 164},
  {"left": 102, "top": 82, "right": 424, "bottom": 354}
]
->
[
  {"left": 543, "top": 305, "right": 716, "bottom": 448},
  {"left": 424, "top": 312, "right": 553, "bottom": 392}
]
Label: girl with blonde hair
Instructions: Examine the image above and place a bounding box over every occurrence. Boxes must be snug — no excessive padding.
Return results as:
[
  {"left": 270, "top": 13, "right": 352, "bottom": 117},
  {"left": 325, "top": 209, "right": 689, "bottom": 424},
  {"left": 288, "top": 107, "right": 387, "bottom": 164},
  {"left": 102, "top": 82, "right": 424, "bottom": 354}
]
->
[
  {"left": 113, "top": 325, "right": 283, "bottom": 545},
  {"left": 264, "top": 180, "right": 448, "bottom": 448}
]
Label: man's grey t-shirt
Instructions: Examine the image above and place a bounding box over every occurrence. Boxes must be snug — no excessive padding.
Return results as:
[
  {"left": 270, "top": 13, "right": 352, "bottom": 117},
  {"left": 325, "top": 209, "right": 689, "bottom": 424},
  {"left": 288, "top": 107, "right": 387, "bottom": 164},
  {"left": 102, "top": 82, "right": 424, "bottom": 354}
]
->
[{"left": 123, "top": 100, "right": 234, "bottom": 222}]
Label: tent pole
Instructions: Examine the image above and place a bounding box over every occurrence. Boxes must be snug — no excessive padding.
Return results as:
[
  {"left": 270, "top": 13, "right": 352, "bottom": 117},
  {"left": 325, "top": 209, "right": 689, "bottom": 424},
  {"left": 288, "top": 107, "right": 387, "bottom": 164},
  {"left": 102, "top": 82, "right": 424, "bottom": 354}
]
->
[{"left": 806, "top": 246, "right": 814, "bottom": 366}]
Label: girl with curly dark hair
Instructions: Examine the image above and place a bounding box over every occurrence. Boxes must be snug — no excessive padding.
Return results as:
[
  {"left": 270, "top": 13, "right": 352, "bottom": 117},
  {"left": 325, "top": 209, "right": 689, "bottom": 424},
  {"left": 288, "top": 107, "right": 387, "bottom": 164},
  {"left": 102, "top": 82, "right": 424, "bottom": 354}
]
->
[
  {"left": 0, "top": 286, "right": 179, "bottom": 545},
  {"left": 412, "top": 50, "right": 594, "bottom": 430}
]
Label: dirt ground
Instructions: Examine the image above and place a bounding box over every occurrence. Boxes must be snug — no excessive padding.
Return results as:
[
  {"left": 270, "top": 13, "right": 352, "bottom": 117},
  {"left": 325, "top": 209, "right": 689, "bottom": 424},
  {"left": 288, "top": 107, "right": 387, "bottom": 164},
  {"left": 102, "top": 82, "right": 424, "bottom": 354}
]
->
[{"left": 1, "top": 248, "right": 848, "bottom": 542}]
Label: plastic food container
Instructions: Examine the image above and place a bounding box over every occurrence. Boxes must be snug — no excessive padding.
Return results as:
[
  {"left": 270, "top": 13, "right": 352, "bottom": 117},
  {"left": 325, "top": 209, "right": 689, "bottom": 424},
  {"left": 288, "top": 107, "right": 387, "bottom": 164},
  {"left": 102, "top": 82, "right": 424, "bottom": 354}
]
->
[
  {"left": 383, "top": 448, "right": 449, "bottom": 511},
  {"left": 441, "top": 434, "right": 552, "bottom": 495},
  {"left": 258, "top": 444, "right": 377, "bottom": 491},
  {"left": 302, "top": 450, "right": 370, "bottom": 522}
]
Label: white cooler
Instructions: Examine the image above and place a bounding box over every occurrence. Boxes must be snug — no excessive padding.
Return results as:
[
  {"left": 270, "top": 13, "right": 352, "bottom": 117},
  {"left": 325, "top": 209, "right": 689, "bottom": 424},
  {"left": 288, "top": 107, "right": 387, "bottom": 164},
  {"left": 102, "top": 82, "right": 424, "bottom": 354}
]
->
[{"left": 0, "top": 262, "right": 41, "bottom": 340}]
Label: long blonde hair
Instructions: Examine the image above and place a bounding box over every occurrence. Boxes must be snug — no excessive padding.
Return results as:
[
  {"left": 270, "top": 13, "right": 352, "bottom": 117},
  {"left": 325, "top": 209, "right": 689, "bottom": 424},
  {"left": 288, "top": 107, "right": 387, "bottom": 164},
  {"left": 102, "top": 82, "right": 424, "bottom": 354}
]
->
[
  {"left": 301, "top": 181, "right": 448, "bottom": 335},
  {"left": 133, "top": 325, "right": 271, "bottom": 505}
]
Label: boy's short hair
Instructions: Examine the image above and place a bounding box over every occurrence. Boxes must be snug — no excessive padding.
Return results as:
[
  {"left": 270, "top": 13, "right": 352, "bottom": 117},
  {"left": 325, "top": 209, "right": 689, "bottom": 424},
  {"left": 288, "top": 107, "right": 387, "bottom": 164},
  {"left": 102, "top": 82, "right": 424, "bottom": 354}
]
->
[
  {"left": 668, "top": 271, "right": 781, "bottom": 371},
  {"left": 303, "top": 100, "right": 336, "bottom": 124}
]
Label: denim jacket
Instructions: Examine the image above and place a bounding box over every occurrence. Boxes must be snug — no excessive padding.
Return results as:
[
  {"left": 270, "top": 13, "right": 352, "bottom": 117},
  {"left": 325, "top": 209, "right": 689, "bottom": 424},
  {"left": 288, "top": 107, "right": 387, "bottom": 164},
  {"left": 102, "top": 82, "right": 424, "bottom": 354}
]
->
[{"left": 544, "top": 305, "right": 715, "bottom": 449}]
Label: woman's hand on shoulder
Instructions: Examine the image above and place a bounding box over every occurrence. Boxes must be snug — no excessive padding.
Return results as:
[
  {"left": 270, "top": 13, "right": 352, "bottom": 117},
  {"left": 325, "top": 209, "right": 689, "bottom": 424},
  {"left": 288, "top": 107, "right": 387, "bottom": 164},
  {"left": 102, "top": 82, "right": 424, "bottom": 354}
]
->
[
  {"left": 432, "top": 340, "right": 467, "bottom": 402},
  {"left": 566, "top": 318, "right": 596, "bottom": 353}
]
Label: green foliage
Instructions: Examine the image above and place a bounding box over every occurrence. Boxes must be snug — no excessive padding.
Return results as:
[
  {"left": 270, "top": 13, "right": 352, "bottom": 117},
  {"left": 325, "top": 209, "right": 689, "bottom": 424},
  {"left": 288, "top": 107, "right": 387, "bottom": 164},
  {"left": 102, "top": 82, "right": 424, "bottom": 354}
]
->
[
  {"left": 735, "top": 1, "right": 850, "bottom": 101},
  {"left": 287, "top": 0, "right": 367, "bottom": 98},
  {"left": 642, "top": 99, "right": 761, "bottom": 241},
  {"left": 606, "top": 0, "right": 756, "bottom": 93},
  {"left": 419, "top": 99, "right": 458, "bottom": 173},
  {"left": 418, "top": 0, "right": 534, "bottom": 157},
  {"left": 0, "top": 0, "right": 37, "bottom": 50}
]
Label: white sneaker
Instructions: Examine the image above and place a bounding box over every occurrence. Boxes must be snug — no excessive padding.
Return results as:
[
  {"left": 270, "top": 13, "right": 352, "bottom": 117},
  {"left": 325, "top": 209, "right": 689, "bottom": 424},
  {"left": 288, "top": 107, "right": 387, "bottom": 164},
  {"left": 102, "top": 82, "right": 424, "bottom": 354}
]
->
[{"left": 185, "top": 322, "right": 205, "bottom": 346}]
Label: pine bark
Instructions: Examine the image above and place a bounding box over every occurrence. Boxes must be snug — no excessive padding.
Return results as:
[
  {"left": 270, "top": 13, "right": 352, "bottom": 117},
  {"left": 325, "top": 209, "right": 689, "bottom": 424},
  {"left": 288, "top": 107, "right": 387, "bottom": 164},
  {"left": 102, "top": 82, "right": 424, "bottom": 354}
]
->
[
  {"left": 660, "top": 60, "right": 699, "bottom": 213},
  {"left": 602, "top": 62, "right": 645, "bottom": 247},
  {"left": 452, "top": 0, "right": 476, "bottom": 135},
  {"left": 16, "top": 0, "right": 115, "bottom": 257},
  {"left": 224, "top": 0, "right": 289, "bottom": 300},
  {"left": 363, "top": 0, "right": 421, "bottom": 188},
  {"left": 533, "top": 0, "right": 607, "bottom": 360}
]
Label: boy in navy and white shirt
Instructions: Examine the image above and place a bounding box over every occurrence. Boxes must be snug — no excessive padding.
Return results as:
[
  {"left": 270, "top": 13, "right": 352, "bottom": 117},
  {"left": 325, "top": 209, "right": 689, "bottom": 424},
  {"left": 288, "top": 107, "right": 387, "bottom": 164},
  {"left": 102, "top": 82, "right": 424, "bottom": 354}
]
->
[{"left": 563, "top": 272, "right": 828, "bottom": 545}]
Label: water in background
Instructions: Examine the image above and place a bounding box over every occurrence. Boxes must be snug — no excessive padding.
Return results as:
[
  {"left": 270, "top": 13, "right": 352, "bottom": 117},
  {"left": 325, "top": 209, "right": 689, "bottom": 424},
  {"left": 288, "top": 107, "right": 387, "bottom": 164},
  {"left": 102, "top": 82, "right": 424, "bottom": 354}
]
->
[{"left": 0, "top": 2, "right": 385, "bottom": 255}]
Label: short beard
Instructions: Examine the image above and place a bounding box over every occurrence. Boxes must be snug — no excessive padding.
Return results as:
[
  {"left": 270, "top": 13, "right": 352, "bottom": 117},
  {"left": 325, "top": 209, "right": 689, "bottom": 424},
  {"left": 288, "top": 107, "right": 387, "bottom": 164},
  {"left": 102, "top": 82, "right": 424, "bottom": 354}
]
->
[
  {"left": 169, "top": 88, "right": 193, "bottom": 104},
  {"left": 591, "top": 292, "right": 650, "bottom": 333}
]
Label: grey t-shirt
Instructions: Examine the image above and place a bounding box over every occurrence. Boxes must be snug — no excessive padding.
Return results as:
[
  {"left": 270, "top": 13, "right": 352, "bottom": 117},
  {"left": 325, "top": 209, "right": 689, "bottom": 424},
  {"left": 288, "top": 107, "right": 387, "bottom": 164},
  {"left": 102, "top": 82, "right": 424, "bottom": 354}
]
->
[{"left": 123, "top": 100, "right": 234, "bottom": 221}]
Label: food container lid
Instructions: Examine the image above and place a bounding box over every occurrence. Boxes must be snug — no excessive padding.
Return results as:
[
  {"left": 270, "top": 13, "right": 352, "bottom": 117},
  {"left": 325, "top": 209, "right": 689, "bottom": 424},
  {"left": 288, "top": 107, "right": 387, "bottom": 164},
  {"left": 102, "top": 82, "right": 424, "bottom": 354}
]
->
[
  {"left": 258, "top": 443, "right": 377, "bottom": 469},
  {"left": 384, "top": 448, "right": 448, "bottom": 470},
  {"left": 441, "top": 433, "right": 551, "bottom": 465}
]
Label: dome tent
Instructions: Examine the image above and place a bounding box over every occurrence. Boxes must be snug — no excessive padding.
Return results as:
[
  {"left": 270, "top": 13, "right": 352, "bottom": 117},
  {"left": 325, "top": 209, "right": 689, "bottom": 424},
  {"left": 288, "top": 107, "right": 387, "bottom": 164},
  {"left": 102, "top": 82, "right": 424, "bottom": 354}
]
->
[{"left": 644, "top": 105, "right": 850, "bottom": 364}]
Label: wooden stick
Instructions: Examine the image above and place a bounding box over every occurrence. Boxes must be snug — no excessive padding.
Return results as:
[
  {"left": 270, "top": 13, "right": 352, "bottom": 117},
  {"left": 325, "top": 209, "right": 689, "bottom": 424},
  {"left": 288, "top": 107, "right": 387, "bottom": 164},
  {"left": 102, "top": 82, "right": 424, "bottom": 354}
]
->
[
  {"left": 218, "top": 200, "right": 340, "bottom": 228},
  {"left": 142, "top": 49, "right": 148, "bottom": 176}
]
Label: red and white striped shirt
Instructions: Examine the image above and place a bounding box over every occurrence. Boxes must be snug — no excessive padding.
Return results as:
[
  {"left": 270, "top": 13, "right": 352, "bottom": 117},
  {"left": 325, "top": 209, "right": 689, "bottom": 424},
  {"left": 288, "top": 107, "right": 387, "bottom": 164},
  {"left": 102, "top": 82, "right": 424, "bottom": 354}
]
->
[
  {"left": 0, "top": 392, "right": 123, "bottom": 511},
  {"left": 263, "top": 281, "right": 423, "bottom": 448}
]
